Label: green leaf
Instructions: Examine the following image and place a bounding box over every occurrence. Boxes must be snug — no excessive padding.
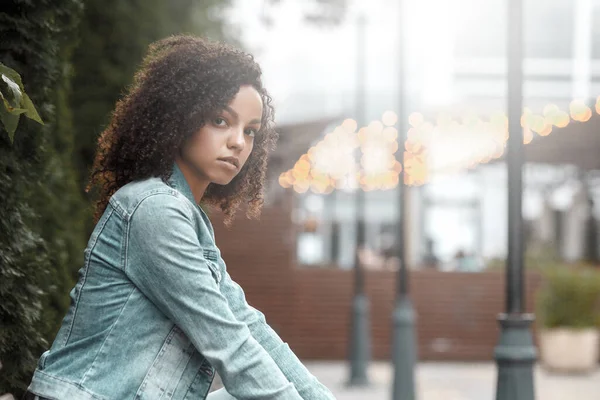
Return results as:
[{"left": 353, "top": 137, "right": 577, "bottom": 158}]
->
[
  {"left": 21, "top": 93, "right": 43, "bottom": 125},
  {"left": 0, "top": 105, "right": 21, "bottom": 143},
  {"left": 1, "top": 95, "right": 26, "bottom": 116},
  {"left": 0, "top": 63, "right": 43, "bottom": 143},
  {"left": 0, "top": 62, "right": 25, "bottom": 91},
  {"left": 0, "top": 85, "right": 16, "bottom": 112},
  {"left": 7, "top": 107, "right": 27, "bottom": 116},
  {"left": 1, "top": 73, "right": 23, "bottom": 107}
]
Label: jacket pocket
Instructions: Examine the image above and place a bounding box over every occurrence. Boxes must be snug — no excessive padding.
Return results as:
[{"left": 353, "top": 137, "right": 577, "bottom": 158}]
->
[
  {"left": 134, "top": 325, "right": 194, "bottom": 399},
  {"left": 182, "top": 361, "right": 215, "bottom": 400}
]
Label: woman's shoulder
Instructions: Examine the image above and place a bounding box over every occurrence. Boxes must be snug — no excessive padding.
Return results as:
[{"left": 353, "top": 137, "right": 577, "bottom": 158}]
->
[
  {"left": 110, "top": 176, "right": 217, "bottom": 244},
  {"left": 110, "top": 176, "right": 193, "bottom": 219}
]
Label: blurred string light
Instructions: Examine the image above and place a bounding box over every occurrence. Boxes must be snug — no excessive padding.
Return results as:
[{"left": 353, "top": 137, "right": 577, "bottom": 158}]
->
[
  {"left": 280, "top": 95, "right": 600, "bottom": 193},
  {"left": 278, "top": 111, "right": 417, "bottom": 194},
  {"left": 279, "top": 118, "right": 358, "bottom": 194},
  {"left": 407, "top": 96, "right": 600, "bottom": 179}
]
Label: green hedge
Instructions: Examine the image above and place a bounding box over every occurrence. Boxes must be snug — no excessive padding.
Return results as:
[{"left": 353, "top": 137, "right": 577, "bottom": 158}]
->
[
  {"left": 0, "top": 0, "right": 87, "bottom": 396},
  {"left": 0, "top": 1, "right": 232, "bottom": 396},
  {"left": 537, "top": 265, "right": 600, "bottom": 329}
]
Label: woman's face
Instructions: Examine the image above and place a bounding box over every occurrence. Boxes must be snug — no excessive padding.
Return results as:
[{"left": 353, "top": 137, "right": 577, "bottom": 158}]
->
[{"left": 179, "top": 85, "right": 263, "bottom": 187}]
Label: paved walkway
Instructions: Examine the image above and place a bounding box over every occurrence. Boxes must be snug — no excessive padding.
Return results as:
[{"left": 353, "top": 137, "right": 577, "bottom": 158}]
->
[{"left": 303, "top": 361, "right": 600, "bottom": 400}]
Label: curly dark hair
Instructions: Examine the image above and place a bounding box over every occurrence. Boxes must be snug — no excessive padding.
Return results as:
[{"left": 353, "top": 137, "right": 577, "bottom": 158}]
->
[{"left": 85, "top": 35, "right": 277, "bottom": 226}]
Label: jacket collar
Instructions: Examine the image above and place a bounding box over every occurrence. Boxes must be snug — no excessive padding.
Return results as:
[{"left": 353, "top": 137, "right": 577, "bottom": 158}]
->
[
  {"left": 168, "top": 161, "right": 199, "bottom": 207},
  {"left": 168, "top": 161, "right": 215, "bottom": 237}
]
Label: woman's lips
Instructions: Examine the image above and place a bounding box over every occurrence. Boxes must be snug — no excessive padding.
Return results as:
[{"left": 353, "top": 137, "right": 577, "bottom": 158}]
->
[{"left": 217, "top": 157, "right": 239, "bottom": 169}]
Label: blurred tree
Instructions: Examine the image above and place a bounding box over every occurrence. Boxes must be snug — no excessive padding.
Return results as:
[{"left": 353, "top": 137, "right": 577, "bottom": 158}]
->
[{"left": 0, "top": 0, "right": 87, "bottom": 397}]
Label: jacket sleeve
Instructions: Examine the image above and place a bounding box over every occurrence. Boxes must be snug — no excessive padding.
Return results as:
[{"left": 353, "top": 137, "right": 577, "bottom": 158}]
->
[
  {"left": 125, "top": 193, "right": 302, "bottom": 400},
  {"left": 219, "top": 263, "right": 337, "bottom": 400}
]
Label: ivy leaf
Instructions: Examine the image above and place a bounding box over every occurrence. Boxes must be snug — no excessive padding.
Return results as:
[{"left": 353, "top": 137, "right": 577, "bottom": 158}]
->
[
  {"left": 1, "top": 94, "right": 27, "bottom": 116},
  {"left": 0, "top": 62, "right": 44, "bottom": 143},
  {"left": 22, "top": 93, "right": 43, "bottom": 124},
  {"left": 1, "top": 73, "right": 23, "bottom": 108},
  {"left": 0, "top": 104, "right": 24, "bottom": 143},
  {"left": 0, "top": 62, "right": 24, "bottom": 91}
]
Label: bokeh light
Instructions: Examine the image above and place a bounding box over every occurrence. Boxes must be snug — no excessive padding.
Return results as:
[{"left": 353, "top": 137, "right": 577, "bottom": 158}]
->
[
  {"left": 341, "top": 118, "right": 357, "bottom": 133},
  {"left": 409, "top": 112, "right": 424, "bottom": 128},
  {"left": 382, "top": 110, "right": 398, "bottom": 126},
  {"left": 281, "top": 93, "right": 600, "bottom": 193}
]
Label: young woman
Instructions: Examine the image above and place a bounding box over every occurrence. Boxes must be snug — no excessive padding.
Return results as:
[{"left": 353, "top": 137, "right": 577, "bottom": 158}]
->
[{"left": 25, "top": 35, "right": 335, "bottom": 400}]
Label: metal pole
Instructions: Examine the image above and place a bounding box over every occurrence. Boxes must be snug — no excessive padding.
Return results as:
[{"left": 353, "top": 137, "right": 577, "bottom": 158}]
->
[
  {"left": 347, "top": 12, "right": 370, "bottom": 387},
  {"left": 392, "top": 0, "right": 417, "bottom": 398},
  {"left": 494, "top": 0, "right": 537, "bottom": 398}
]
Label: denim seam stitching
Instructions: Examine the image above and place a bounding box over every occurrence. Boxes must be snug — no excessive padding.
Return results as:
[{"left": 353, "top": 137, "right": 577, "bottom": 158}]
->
[
  {"left": 108, "top": 196, "right": 127, "bottom": 219},
  {"left": 134, "top": 326, "right": 179, "bottom": 399},
  {"left": 124, "top": 191, "right": 187, "bottom": 277},
  {"left": 126, "top": 188, "right": 181, "bottom": 222},
  {"left": 33, "top": 370, "right": 106, "bottom": 400},
  {"left": 64, "top": 206, "right": 115, "bottom": 346},
  {"left": 201, "top": 373, "right": 216, "bottom": 400},
  {"left": 168, "top": 186, "right": 216, "bottom": 242},
  {"left": 120, "top": 208, "right": 127, "bottom": 271},
  {"left": 164, "top": 342, "right": 196, "bottom": 399},
  {"left": 203, "top": 253, "right": 221, "bottom": 284},
  {"left": 159, "top": 325, "right": 192, "bottom": 398},
  {"left": 79, "top": 286, "right": 136, "bottom": 386},
  {"left": 181, "top": 361, "right": 214, "bottom": 400},
  {"left": 171, "top": 190, "right": 196, "bottom": 222}
]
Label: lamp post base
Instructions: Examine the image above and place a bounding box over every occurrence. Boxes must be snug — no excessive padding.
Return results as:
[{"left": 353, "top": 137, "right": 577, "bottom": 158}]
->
[
  {"left": 346, "top": 292, "right": 371, "bottom": 387},
  {"left": 392, "top": 296, "right": 417, "bottom": 400},
  {"left": 494, "top": 313, "right": 537, "bottom": 400}
]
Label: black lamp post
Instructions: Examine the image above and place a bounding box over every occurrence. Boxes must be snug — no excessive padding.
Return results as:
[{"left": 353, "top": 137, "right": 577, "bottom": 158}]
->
[
  {"left": 347, "top": 12, "right": 371, "bottom": 387},
  {"left": 494, "top": 0, "right": 537, "bottom": 399},
  {"left": 392, "top": 0, "right": 417, "bottom": 399}
]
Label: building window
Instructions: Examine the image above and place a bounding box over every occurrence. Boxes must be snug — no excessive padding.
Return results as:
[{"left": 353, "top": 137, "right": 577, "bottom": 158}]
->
[{"left": 294, "top": 190, "right": 400, "bottom": 270}]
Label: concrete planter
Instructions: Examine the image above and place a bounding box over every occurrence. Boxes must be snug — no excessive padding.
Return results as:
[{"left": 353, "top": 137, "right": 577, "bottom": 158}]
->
[{"left": 539, "top": 328, "right": 599, "bottom": 373}]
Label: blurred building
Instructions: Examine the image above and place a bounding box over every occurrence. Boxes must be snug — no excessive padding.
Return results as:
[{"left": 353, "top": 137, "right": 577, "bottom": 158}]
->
[
  {"left": 238, "top": 0, "right": 600, "bottom": 265},
  {"left": 216, "top": 0, "right": 600, "bottom": 361}
]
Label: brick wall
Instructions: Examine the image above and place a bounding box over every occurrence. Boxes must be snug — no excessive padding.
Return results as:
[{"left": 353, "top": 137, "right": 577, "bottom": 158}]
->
[{"left": 211, "top": 197, "right": 543, "bottom": 361}]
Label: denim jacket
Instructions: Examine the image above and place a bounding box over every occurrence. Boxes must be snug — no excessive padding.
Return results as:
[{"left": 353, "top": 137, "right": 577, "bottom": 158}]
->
[{"left": 27, "top": 162, "right": 335, "bottom": 400}]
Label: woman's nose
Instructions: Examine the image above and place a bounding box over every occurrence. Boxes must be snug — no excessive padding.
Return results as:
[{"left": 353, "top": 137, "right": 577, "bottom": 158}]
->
[{"left": 227, "top": 127, "right": 245, "bottom": 150}]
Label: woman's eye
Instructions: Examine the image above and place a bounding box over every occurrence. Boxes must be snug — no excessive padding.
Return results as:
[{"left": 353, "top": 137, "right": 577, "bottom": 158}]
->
[
  {"left": 214, "top": 117, "right": 227, "bottom": 126},
  {"left": 245, "top": 128, "right": 257, "bottom": 137}
]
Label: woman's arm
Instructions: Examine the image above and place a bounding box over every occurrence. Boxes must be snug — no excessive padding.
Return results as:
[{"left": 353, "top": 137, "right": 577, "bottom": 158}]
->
[
  {"left": 126, "top": 193, "right": 302, "bottom": 400},
  {"left": 219, "top": 265, "right": 336, "bottom": 400}
]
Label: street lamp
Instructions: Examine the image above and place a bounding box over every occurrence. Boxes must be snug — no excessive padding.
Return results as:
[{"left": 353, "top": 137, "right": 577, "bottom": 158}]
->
[
  {"left": 346, "top": 11, "right": 371, "bottom": 387},
  {"left": 494, "top": 0, "right": 537, "bottom": 399},
  {"left": 392, "top": 0, "right": 417, "bottom": 399}
]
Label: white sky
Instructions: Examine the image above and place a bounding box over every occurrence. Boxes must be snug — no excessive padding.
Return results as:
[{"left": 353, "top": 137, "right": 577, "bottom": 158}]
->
[{"left": 226, "top": 0, "right": 438, "bottom": 125}]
